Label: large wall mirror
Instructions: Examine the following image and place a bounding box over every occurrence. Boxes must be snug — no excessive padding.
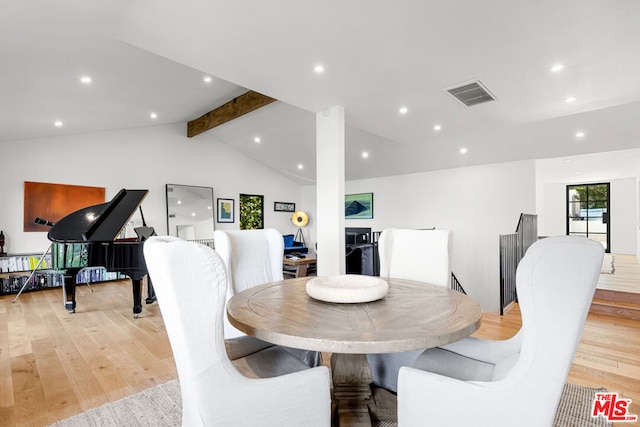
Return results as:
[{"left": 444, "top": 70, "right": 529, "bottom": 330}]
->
[{"left": 166, "top": 184, "right": 215, "bottom": 242}]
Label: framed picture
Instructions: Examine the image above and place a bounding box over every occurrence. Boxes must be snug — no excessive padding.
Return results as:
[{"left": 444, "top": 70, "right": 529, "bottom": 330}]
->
[
  {"left": 217, "top": 198, "right": 234, "bottom": 223},
  {"left": 24, "top": 181, "right": 105, "bottom": 232},
  {"left": 274, "top": 201, "right": 295, "bottom": 212},
  {"left": 239, "top": 194, "right": 264, "bottom": 229},
  {"left": 345, "top": 193, "right": 374, "bottom": 219}
]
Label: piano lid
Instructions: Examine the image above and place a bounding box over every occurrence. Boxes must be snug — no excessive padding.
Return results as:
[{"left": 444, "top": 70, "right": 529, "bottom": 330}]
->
[{"left": 48, "top": 189, "right": 149, "bottom": 243}]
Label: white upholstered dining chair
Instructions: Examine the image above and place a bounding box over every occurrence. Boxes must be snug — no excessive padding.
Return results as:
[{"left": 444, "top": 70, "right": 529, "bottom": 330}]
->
[
  {"left": 143, "top": 236, "right": 331, "bottom": 427},
  {"left": 397, "top": 235, "right": 604, "bottom": 427},
  {"left": 213, "top": 228, "right": 284, "bottom": 340},
  {"left": 378, "top": 228, "right": 452, "bottom": 287},
  {"left": 214, "top": 229, "right": 320, "bottom": 366},
  {"left": 367, "top": 228, "right": 452, "bottom": 392}
]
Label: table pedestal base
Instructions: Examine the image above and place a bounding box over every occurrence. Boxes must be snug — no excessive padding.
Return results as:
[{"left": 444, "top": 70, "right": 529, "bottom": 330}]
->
[
  {"left": 331, "top": 353, "right": 373, "bottom": 427},
  {"left": 370, "top": 386, "right": 398, "bottom": 423}
]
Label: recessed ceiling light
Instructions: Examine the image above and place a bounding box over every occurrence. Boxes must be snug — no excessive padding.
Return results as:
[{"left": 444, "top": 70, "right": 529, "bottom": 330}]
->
[
  {"left": 54, "top": 120, "right": 63, "bottom": 127},
  {"left": 208, "top": 206, "right": 212, "bottom": 210},
  {"left": 399, "top": 107, "right": 408, "bottom": 115},
  {"left": 80, "top": 76, "right": 92, "bottom": 84},
  {"left": 564, "top": 159, "right": 573, "bottom": 163},
  {"left": 150, "top": 112, "right": 158, "bottom": 119},
  {"left": 297, "top": 164, "right": 304, "bottom": 170},
  {"left": 254, "top": 137, "right": 261, "bottom": 143},
  {"left": 550, "top": 64, "right": 565, "bottom": 73},
  {"left": 191, "top": 213, "right": 196, "bottom": 217},
  {"left": 362, "top": 151, "right": 369, "bottom": 159},
  {"left": 460, "top": 148, "right": 468, "bottom": 154},
  {"left": 203, "top": 76, "right": 212, "bottom": 83},
  {"left": 314, "top": 65, "right": 324, "bottom": 73},
  {"left": 433, "top": 124, "right": 442, "bottom": 131},
  {"left": 177, "top": 200, "right": 182, "bottom": 205},
  {"left": 564, "top": 97, "right": 577, "bottom": 103},
  {"left": 575, "top": 131, "right": 585, "bottom": 138}
]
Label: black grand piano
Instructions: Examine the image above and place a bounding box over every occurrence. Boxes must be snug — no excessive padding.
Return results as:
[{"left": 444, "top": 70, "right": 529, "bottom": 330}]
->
[{"left": 46, "top": 189, "right": 155, "bottom": 317}]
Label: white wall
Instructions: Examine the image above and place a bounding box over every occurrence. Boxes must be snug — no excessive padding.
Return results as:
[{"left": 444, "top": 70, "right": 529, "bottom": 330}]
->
[
  {"left": 0, "top": 123, "right": 304, "bottom": 254},
  {"left": 638, "top": 160, "right": 640, "bottom": 262},
  {"left": 537, "top": 179, "right": 636, "bottom": 253},
  {"left": 305, "top": 160, "right": 537, "bottom": 312},
  {"left": 536, "top": 149, "right": 640, "bottom": 255},
  {"left": 611, "top": 179, "right": 638, "bottom": 254}
]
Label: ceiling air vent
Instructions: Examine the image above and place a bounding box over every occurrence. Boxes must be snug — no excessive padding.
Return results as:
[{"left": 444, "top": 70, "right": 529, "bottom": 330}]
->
[{"left": 444, "top": 79, "right": 497, "bottom": 107}]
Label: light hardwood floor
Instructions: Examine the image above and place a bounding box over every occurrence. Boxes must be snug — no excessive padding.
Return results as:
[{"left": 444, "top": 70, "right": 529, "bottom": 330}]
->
[
  {"left": 1, "top": 269, "right": 639, "bottom": 426},
  {"left": 598, "top": 253, "right": 640, "bottom": 294},
  {"left": 0, "top": 280, "right": 177, "bottom": 427}
]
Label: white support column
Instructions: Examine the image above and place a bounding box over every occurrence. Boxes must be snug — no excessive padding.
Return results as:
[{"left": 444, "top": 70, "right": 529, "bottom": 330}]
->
[{"left": 316, "top": 106, "right": 345, "bottom": 276}]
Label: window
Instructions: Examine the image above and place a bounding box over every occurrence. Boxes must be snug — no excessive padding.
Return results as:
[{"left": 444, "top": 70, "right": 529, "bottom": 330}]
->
[{"left": 566, "top": 183, "right": 610, "bottom": 252}]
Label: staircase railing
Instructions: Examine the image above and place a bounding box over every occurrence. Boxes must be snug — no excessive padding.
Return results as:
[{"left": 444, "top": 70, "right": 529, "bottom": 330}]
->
[
  {"left": 190, "top": 239, "right": 215, "bottom": 249},
  {"left": 451, "top": 272, "right": 467, "bottom": 294},
  {"left": 499, "top": 213, "right": 537, "bottom": 315}
]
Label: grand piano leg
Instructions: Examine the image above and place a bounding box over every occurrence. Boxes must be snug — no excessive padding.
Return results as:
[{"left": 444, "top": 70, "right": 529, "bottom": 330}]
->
[
  {"left": 132, "top": 278, "right": 143, "bottom": 318},
  {"left": 63, "top": 274, "right": 77, "bottom": 313},
  {"left": 145, "top": 276, "right": 156, "bottom": 304}
]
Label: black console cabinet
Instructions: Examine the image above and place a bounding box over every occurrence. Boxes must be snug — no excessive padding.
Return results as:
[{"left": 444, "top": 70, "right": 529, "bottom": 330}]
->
[{"left": 345, "top": 228, "right": 379, "bottom": 276}]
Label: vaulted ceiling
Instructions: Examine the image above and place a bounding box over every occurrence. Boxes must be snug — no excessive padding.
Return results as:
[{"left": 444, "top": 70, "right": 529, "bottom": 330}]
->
[{"left": 2, "top": 1, "right": 639, "bottom": 185}]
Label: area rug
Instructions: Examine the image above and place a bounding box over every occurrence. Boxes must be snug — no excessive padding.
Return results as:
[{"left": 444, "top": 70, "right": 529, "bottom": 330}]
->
[
  {"left": 50, "top": 381, "right": 610, "bottom": 426},
  {"left": 601, "top": 253, "right": 616, "bottom": 274},
  {"left": 553, "top": 384, "right": 611, "bottom": 427},
  {"left": 49, "top": 380, "right": 181, "bottom": 427}
]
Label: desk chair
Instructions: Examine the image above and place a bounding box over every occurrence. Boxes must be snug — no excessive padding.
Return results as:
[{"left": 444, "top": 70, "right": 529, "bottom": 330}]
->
[
  {"left": 143, "top": 236, "right": 331, "bottom": 427},
  {"left": 398, "top": 236, "right": 604, "bottom": 427}
]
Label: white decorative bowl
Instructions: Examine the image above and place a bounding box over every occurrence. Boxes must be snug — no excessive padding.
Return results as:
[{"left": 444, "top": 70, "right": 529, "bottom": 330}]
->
[{"left": 306, "top": 274, "right": 389, "bottom": 303}]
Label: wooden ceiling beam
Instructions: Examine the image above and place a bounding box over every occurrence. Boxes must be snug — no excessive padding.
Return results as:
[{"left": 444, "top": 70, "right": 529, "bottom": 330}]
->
[{"left": 187, "top": 90, "right": 276, "bottom": 138}]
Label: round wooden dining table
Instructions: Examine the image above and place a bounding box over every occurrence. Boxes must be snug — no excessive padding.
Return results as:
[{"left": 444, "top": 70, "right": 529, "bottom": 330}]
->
[{"left": 227, "top": 276, "right": 482, "bottom": 427}]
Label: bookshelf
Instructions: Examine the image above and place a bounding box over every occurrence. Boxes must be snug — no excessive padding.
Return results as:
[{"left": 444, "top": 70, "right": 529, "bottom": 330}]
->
[
  {"left": 0, "top": 252, "right": 125, "bottom": 296},
  {"left": 0, "top": 252, "right": 63, "bottom": 295}
]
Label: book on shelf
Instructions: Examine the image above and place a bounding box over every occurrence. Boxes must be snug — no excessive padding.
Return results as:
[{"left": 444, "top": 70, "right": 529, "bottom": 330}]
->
[
  {"left": 0, "top": 271, "right": 64, "bottom": 295},
  {"left": 0, "top": 253, "right": 53, "bottom": 273},
  {"left": 75, "top": 266, "right": 123, "bottom": 284}
]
